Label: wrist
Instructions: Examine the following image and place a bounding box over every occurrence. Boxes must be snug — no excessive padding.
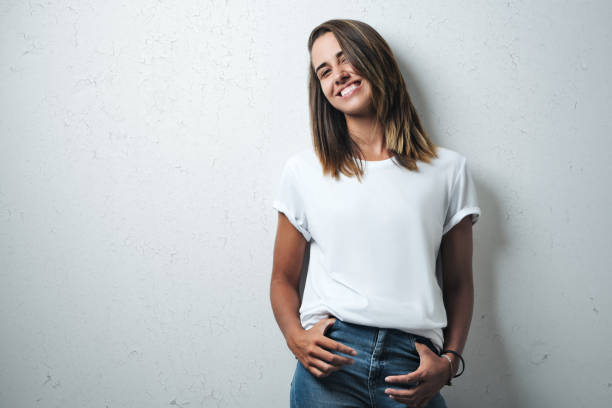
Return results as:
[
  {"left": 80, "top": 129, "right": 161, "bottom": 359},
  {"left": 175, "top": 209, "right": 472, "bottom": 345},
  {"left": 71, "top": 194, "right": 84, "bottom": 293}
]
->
[
  {"left": 440, "top": 348, "right": 466, "bottom": 384},
  {"left": 285, "top": 326, "right": 305, "bottom": 349},
  {"left": 442, "top": 353, "right": 459, "bottom": 376},
  {"left": 439, "top": 354, "right": 454, "bottom": 385}
]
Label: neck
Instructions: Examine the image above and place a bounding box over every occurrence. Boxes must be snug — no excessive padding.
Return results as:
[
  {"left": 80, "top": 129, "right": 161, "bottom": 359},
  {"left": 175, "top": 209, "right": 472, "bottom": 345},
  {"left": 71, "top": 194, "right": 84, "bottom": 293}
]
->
[{"left": 345, "top": 112, "right": 390, "bottom": 160}]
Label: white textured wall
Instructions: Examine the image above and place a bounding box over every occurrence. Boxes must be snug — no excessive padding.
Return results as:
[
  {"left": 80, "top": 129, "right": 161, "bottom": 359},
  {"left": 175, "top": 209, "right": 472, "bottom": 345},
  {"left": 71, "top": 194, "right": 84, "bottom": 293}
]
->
[{"left": 1, "top": 1, "right": 610, "bottom": 407}]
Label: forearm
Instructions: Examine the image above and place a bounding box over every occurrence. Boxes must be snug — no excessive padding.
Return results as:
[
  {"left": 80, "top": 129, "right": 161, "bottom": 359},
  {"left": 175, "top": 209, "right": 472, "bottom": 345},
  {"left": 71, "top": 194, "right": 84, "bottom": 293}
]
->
[
  {"left": 270, "top": 278, "right": 305, "bottom": 346},
  {"left": 442, "top": 280, "right": 474, "bottom": 375}
]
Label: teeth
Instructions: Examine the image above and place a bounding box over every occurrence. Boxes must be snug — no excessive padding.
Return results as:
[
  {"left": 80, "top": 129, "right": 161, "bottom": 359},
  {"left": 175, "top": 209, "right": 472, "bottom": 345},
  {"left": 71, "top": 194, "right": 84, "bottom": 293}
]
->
[{"left": 341, "top": 83, "right": 359, "bottom": 97}]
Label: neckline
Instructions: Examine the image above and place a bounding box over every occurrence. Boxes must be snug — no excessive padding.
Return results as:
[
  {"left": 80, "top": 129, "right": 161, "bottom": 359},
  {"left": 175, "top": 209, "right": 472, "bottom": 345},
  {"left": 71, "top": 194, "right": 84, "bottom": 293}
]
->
[{"left": 362, "top": 156, "right": 395, "bottom": 168}]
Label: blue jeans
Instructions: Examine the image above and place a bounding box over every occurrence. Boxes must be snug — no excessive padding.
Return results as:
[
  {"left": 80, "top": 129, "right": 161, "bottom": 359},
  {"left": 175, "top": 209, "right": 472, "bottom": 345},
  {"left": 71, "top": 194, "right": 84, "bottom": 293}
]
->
[{"left": 290, "top": 318, "right": 448, "bottom": 407}]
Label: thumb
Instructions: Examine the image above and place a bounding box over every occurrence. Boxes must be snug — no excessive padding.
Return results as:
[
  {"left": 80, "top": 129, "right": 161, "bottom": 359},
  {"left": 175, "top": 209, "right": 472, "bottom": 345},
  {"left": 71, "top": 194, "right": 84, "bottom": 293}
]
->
[{"left": 322, "top": 317, "right": 336, "bottom": 334}]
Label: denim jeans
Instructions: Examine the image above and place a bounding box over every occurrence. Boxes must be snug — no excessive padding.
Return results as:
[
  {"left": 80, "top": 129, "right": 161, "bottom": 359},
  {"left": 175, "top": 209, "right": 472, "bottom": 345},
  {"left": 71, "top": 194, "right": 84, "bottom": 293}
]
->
[{"left": 290, "top": 318, "right": 448, "bottom": 407}]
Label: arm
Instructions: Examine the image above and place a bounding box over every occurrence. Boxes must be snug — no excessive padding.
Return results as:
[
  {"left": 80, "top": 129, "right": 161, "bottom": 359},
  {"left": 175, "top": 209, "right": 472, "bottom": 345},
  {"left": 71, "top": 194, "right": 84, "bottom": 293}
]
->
[
  {"left": 441, "top": 215, "right": 475, "bottom": 377},
  {"left": 269, "top": 212, "right": 308, "bottom": 346},
  {"left": 270, "top": 213, "right": 357, "bottom": 377},
  {"left": 382, "top": 215, "right": 476, "bottom": 402}
]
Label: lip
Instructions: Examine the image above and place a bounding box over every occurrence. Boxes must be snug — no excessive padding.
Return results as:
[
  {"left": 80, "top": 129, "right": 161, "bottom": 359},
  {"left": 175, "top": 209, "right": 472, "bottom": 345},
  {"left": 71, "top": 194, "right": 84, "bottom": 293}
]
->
[{"left": 337, "top": 80, "right": 362, "bottom": 97}]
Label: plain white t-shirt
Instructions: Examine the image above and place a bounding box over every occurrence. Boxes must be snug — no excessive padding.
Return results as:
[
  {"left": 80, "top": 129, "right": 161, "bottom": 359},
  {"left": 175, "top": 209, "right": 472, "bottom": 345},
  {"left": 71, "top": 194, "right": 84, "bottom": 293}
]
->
[{"left": 272, "top": 146, "right": 481, "bottom": 353}]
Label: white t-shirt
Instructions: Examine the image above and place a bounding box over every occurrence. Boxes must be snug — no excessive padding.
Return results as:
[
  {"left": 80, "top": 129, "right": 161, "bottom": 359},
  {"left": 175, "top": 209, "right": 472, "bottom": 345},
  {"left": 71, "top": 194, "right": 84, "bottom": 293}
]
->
[{"left": 272, "top": 146, "right": 481, "bottom": 353}]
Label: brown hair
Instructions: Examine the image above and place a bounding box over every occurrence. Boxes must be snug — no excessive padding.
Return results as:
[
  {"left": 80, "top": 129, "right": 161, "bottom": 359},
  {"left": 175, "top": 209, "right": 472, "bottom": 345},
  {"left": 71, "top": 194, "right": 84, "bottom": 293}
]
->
[{"left": 307, "top": 19, "right": 439, "bottom": 182}]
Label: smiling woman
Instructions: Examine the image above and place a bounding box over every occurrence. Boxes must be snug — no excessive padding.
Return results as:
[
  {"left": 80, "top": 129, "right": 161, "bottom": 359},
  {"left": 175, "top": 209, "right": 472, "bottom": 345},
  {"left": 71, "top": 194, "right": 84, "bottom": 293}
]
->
[
  {"left": 270, "top": 19, "right": 481, "bottom": 408},
  {"left": 315, "top": 52, "right": 363, "bottom": 98},
  {"left": 305, "top": 19, "right": 437, "bottom": 182},
  {"left": 310, "top": 32, "right": 376, "bottom": 125}
]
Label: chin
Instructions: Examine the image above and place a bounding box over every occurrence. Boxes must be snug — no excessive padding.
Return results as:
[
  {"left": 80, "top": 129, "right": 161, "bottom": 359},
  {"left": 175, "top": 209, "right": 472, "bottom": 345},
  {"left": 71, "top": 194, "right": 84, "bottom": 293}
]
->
[
  {"left": 334, "top": 99, "right": 373, "bottom": 116},
  {"left": 332, "top": 89, "right": 373, "bottom": 116}
]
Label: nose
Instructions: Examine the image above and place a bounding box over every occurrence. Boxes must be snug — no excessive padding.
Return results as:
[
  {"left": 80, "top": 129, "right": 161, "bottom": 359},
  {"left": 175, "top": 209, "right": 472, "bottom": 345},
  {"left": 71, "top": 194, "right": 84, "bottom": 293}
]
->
[{"left": 334, "top": 68, "right": 350, "bottom": 84}]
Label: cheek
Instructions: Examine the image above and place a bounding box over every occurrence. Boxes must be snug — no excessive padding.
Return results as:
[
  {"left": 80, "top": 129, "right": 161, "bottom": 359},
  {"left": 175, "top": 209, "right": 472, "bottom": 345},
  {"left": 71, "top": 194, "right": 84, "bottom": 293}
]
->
[
  {"left": 361, "top": 82, "right": 371, "bottom": 96},
  {"left": 323, "top": 83, "right": 334, "bottom": 100},
  {"left": 361, "top": 84, "right": 373, "bottom": 103}
]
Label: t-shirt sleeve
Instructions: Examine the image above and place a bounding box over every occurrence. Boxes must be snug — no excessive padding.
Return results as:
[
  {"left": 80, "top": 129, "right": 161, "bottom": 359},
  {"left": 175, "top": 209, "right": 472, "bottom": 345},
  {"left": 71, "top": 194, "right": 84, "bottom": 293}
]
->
[
  {"left": 442, "top": 157, "right": 481, "bottom": 235},
  {"left": 272, "top": 159, "right": 312, "bottom": 242}
]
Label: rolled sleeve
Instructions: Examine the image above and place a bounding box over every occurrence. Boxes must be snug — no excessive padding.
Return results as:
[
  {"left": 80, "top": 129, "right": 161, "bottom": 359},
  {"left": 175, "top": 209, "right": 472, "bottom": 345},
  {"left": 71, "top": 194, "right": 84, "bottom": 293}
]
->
[
  {"left": 443, "top": 157, "right": 481, "bottom": 235},
  {"left": 272, "top": 159, "right": 312, "bottom": 242}
]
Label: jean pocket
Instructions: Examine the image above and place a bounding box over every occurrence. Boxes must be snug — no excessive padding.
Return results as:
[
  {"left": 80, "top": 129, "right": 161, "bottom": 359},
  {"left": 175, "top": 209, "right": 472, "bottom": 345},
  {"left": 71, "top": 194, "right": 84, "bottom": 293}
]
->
[
  {"left": 412, "top": 335, "right": 438, "bottom": 355},
  {"left": 324, "top": 317, "right": 341, "bottom": 336}
]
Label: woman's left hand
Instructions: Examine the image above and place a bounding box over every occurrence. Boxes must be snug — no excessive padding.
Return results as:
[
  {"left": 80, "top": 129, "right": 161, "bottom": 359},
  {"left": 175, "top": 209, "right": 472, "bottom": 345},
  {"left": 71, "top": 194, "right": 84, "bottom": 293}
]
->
[{"left": 384, "top": 341, "right": 450, "bottom": 408}]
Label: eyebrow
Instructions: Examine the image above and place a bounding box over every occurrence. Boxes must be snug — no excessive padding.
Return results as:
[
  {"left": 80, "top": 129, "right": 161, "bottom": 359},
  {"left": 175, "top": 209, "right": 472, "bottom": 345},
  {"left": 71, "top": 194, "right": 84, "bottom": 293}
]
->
[{"left": 314, "top": 50, "right": 344, "bottom": 76}]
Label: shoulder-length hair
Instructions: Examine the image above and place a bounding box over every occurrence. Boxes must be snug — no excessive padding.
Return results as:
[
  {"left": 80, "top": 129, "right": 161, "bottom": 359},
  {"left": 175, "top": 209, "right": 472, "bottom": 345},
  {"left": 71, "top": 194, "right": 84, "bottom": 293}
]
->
[{"left": 307, "top": 19, "right": 439, "bottom": 182}]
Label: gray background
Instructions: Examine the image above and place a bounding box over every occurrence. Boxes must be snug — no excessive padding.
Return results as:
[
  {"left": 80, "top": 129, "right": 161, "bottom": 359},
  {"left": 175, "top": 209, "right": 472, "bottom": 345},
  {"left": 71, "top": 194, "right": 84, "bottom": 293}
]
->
[{"left": 1, "top": 0, "right": 610, "bottom": 407}]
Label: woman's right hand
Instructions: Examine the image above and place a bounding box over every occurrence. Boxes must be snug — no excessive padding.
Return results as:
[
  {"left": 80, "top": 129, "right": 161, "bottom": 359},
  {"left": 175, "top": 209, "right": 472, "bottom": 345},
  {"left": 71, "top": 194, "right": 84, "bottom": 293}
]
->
[{"left": 288, "top": 318, "right": 358, "bottom": 378}]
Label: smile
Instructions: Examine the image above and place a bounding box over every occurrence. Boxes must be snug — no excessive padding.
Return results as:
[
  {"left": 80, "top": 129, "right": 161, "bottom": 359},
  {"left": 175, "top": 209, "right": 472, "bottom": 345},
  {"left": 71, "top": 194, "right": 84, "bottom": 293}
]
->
[{"left": 339, "top": 81, "right": 362, "bottom": 98}]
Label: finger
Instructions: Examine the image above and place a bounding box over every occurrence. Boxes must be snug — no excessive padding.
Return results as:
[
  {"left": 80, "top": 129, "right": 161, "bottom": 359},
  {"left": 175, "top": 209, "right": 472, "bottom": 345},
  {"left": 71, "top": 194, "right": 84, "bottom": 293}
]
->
[
  {"left": 385, "top": 374, "right": 408, "bottom": 383},
  {"left": 304, "top": 342, "right": 353, "bottom": 370},
  {"left": 388, "top": 394, "right": 414, "bottom": 406},
  {"left": 311, "top": 346, "right": 355, "bottom": 368},
  {"left": 385, "top": 375, "right": 419, "bottom": 385},
  {"left": 317, "top": 336, "right": 358, "bottom": 357},
  {"left": 308, "top": 357, "right": 340, "bottom": 377},
  {"left": 389, "top": 392, "right": 421, "bottom": 407},
  {"left": 320, "top": 318, "right": 336, "bottom": 334},
  {"left": 414, "top": 340, "right": 436, "bottom": 357},
  {"left": 307, "top": 364, "right": 325, "bottom": 378},
  {"left": 303, "top": 346, "right": 344, "bottom": 376},
  {"left": 385, "top": 386, "right": 418, "bottom": 399},
  {"left": 385, "top": 370, "right": 423, "bottom": 384},
  {"left": 309, "top": 355, "right": 334, "bottom": 372}
]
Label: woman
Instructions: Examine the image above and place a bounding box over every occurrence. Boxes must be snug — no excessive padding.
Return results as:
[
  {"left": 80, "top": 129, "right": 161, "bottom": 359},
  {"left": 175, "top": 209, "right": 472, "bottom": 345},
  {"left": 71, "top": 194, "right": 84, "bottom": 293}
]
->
[{"left": 270, "top": 19, "right": 480, "bottom": 408}]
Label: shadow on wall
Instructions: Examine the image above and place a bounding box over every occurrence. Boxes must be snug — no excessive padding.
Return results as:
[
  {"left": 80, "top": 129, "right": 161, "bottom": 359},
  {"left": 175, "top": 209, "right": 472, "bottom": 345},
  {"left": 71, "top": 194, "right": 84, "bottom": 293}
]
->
[{"left": 392, "top": 44, "right": 520, "bottom": 407}]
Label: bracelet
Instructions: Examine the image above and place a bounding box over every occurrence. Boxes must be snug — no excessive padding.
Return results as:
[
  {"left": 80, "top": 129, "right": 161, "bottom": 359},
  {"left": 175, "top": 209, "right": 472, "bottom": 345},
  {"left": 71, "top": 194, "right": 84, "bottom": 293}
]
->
[
  {"left": 440, "top": 354, "right": 453, "bottom": 386},
  {"left": 441, "top": 349, "right": 465, "bottom": 378}
]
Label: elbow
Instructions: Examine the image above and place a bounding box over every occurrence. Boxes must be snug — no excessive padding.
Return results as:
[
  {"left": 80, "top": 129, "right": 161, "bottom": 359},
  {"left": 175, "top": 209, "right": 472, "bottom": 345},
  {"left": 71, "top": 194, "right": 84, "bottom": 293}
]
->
[{"left": 443, "top": 269, "right": 474, "bottom": 292}]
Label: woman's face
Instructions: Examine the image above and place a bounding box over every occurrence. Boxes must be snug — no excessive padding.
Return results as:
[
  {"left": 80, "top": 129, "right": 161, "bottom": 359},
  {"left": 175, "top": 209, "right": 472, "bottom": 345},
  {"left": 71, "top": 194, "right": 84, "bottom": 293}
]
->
[{"left": 311, "top": 32, "right": 374, "bottom": 117}]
